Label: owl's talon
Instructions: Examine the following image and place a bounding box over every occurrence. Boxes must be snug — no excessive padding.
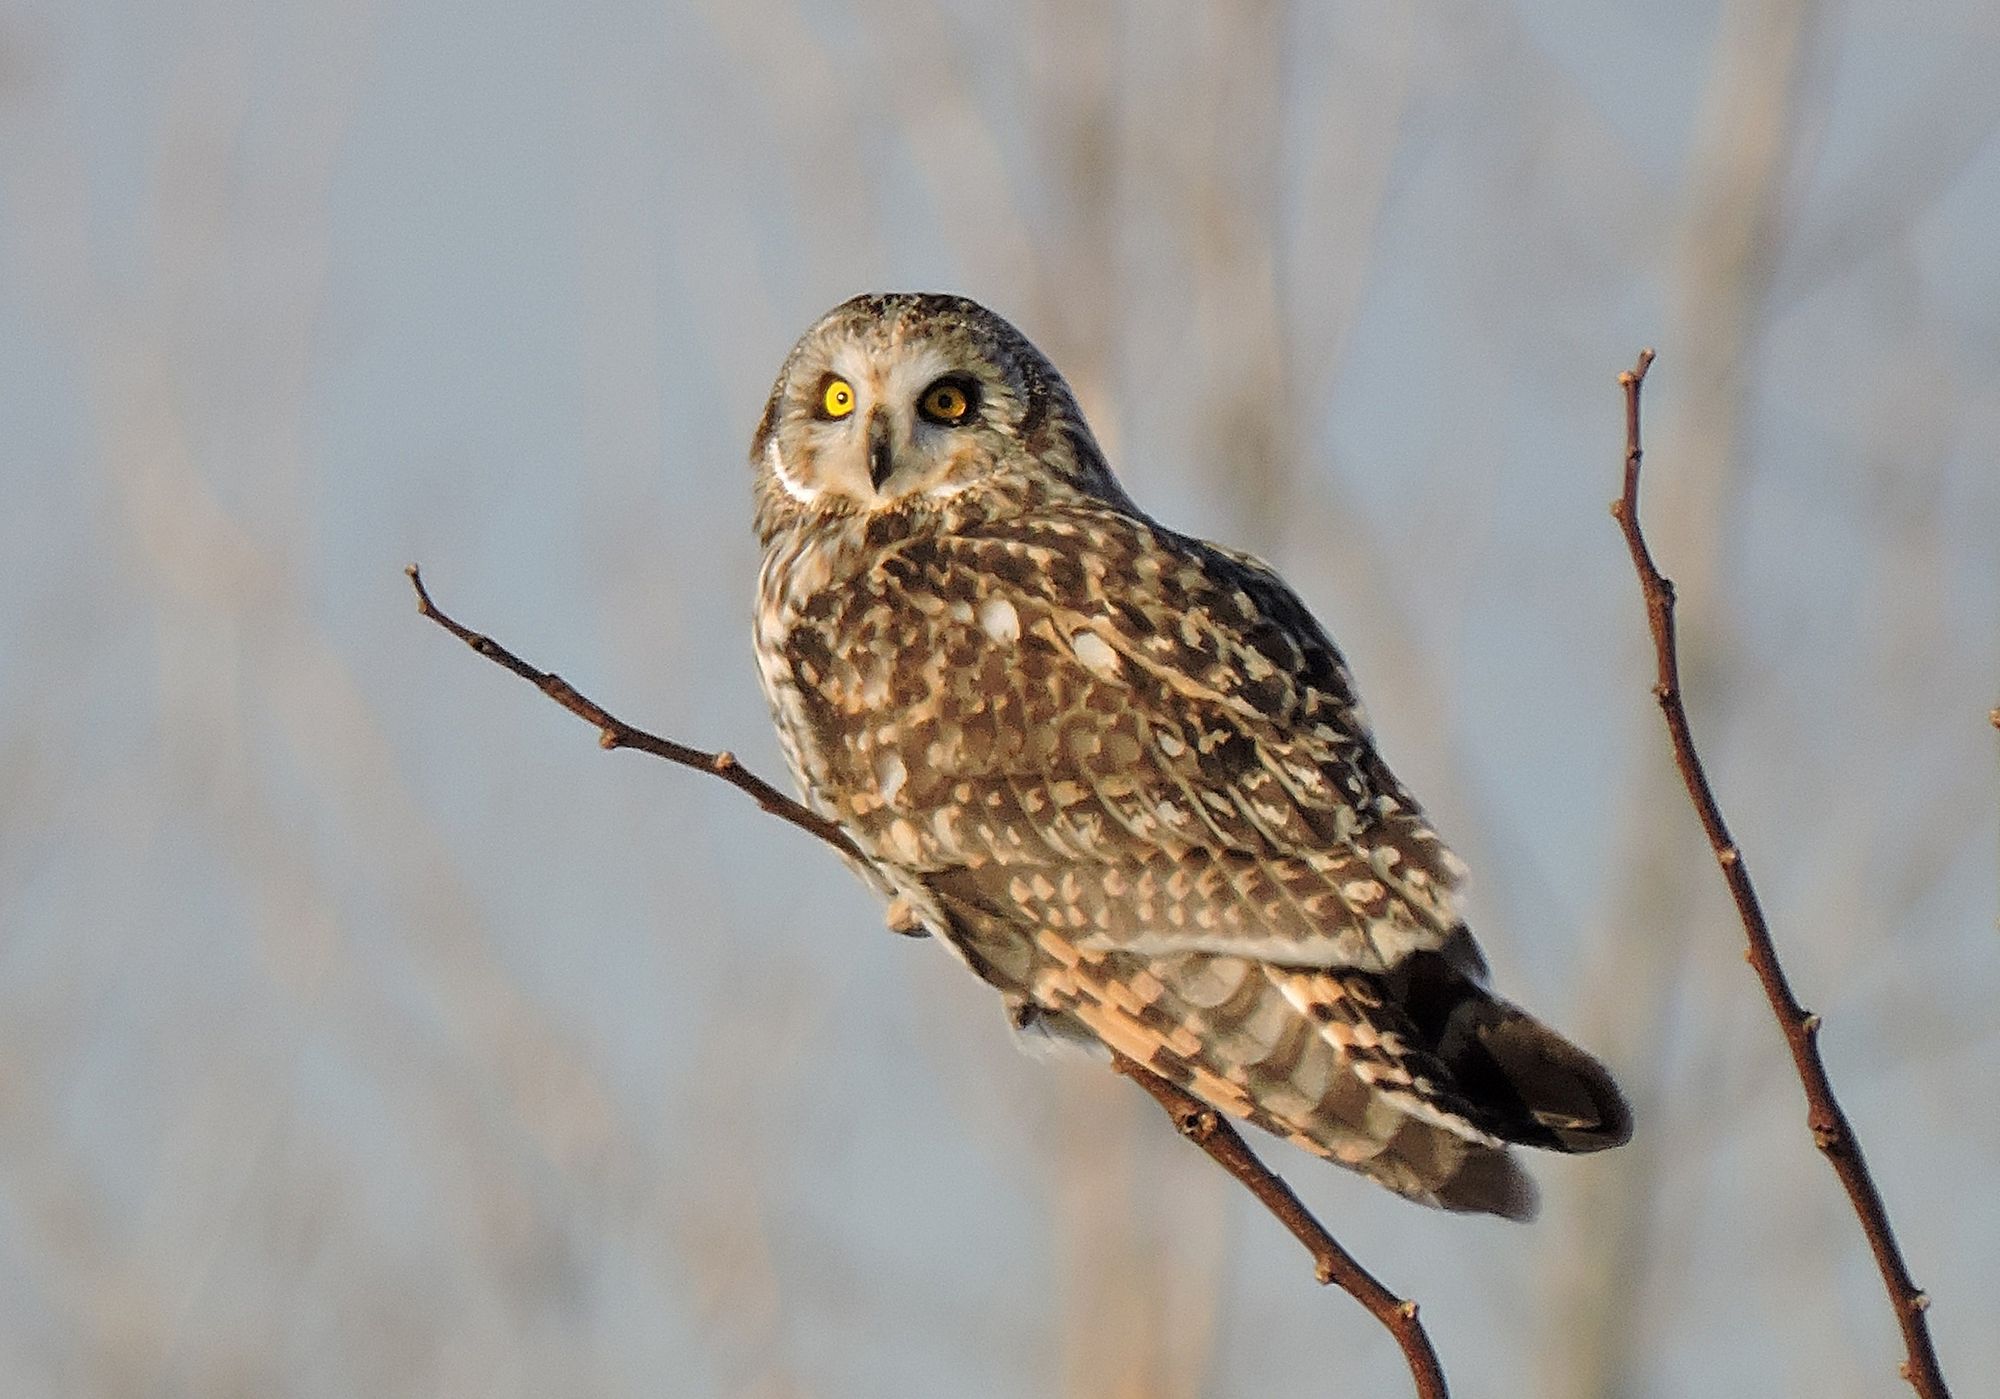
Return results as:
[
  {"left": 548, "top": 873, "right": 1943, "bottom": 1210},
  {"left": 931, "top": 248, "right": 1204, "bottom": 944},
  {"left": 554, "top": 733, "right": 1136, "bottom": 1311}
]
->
[
  {"left": 1177, "top": 1108, "right": 1217, "bottom": 1139},
  {"left": 884, "top": 896, "right": 927, "bottom": 937}
]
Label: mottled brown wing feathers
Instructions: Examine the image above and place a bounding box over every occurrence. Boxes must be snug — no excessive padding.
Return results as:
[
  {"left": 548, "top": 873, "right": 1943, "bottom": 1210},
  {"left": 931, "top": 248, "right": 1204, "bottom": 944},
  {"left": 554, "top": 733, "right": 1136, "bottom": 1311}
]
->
[{"left": 794, "top": 504, "right": 1466, "bottom": 972}]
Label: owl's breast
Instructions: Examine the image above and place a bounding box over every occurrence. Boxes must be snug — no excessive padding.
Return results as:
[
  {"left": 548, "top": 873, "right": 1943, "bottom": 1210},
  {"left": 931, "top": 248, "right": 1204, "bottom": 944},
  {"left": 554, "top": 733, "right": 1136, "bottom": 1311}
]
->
[
  {"left": 753, "top": 518, "right": 945, "bottom": 806},
  {"left": 757, "top": 524, "right": 1161, "bottom": 885},
  {"left": 760, "top": 532, "right": 978, "bottom": 799}
]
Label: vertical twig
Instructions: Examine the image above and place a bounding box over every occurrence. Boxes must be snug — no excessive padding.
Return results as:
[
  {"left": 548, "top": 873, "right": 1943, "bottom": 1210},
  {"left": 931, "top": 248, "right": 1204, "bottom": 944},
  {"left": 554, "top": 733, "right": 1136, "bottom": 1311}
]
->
[{"left": 1608, "top": 351, "right": 1951, "bottom": 1399}]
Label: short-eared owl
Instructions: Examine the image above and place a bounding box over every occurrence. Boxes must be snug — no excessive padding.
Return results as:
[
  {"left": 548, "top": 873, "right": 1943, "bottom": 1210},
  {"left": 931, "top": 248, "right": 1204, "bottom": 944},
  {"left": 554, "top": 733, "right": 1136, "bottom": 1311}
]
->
[{"left": 751, "top": 293, "right": 1629, "bottom": 1217}]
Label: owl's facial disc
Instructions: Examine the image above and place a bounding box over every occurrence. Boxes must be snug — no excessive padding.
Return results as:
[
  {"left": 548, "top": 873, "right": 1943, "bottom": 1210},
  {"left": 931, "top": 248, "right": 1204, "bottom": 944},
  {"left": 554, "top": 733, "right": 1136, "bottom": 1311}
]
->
[{"left": 770, "top": 337, "right": 1007, "bottom": 510}]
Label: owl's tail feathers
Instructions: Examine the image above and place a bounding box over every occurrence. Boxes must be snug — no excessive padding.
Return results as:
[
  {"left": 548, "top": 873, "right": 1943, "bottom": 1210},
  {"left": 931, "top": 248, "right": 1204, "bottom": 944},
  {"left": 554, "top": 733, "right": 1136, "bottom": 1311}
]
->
[
  {"left": 1441, "top": 998, "right": 1632, "bottom": 1152},
  {"left": 1398, "top": 945, "right": 1633, "bottom": 1154},
  {"left": 1430, "top": 1146, "right": 1542, "bottom": 1221}
]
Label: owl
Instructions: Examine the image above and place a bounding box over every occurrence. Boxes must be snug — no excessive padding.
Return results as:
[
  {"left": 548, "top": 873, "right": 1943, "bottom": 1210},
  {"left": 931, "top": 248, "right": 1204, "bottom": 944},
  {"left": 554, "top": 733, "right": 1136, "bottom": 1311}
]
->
[{"left": 750, "top": 293, "right": 1629, "bottom": 1218}]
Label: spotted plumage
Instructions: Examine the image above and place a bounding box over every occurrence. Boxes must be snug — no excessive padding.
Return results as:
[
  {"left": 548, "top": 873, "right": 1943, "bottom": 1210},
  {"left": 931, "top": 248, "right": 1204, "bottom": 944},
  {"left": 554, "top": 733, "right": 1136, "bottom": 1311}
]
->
[{"left": 751, "top": 293, "right": 1629, "bottom": 1217}]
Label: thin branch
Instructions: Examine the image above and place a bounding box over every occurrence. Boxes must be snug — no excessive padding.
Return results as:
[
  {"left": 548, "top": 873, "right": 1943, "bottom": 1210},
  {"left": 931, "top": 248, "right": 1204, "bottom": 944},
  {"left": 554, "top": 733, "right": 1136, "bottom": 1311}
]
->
[
  {"left": 408, "top": 563, "right": 1449, "bottom": 1399},
  {"left": 1110, "top": 1055, "right": 1449, "bottom": 1399},
  {"left": 405, "top": 565, "right": 863, "bottom": 863},
  {"left": 1608, "top": 353, "right": 1951, "bottom": 1399}
]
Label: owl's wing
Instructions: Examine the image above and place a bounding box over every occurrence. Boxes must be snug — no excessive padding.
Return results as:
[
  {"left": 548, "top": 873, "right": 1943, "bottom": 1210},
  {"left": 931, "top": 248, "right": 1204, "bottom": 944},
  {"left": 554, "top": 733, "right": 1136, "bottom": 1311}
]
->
[{"left": 805, "top": 504, "right": 1467, "bottom": 973}]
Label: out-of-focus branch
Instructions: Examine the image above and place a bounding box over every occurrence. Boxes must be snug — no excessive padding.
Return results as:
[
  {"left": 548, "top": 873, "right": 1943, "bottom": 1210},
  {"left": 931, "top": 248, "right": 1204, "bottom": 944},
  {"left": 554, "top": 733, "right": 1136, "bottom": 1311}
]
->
[
  {"left": 1110, "top": 1055, "right": 1449, "bottom": 1399},
  {"left": 1608, "top": 352, "right": 1951, "bottom": 1399},
  {"left": 409, "top": 564, "right": 1449, "bottom": 1399}
]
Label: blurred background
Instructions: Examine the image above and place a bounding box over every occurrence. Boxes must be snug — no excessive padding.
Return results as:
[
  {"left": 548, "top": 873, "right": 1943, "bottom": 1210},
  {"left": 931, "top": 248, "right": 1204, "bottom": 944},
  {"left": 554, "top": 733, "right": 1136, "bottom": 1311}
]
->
[{"left": 2, "top": 0, "right": 1996, "bottom": 1394}]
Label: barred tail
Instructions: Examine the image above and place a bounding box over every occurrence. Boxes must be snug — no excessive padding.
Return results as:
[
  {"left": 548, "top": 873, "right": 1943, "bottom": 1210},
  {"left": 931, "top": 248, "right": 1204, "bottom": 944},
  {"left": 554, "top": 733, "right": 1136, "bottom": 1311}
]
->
[{"left": 1395, "top": 942, "right": 1633, "bottom": 1154}]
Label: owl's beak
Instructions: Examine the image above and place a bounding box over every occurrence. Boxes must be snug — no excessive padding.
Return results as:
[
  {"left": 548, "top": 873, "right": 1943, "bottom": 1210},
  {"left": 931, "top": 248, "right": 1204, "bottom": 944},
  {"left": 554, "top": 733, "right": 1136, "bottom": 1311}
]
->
[{"left": 866, "top": 411, "right": 895, "bottom": 493}]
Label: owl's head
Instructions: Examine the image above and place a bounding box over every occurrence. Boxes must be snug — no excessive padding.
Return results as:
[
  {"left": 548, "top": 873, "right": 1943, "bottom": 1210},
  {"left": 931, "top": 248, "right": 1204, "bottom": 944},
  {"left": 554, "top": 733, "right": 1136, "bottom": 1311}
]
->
[{"left": 751, "top": 293, "right": 1127, "bottom": 540}]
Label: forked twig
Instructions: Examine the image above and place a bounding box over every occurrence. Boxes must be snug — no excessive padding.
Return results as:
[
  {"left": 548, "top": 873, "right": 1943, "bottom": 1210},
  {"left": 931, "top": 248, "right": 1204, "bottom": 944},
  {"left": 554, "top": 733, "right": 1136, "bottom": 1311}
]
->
[
  {"left": 407, "top": 563, "right": 1451, "bottom": 1398},
  {"left": 1608, "top": 353, "right": 1951, "bottom": 1399}
]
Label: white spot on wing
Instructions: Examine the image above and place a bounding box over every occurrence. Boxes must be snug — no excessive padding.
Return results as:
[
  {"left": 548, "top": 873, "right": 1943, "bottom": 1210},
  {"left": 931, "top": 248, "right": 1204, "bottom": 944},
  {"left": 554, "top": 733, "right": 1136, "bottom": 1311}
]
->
[
  {"left": 978, "top": 596, "right": 1021, "bottom": 643},
  {"left": 884, "top": 818, "right": 923, "bottom": 863},
  {"left": 1072, "top": 631, "right": 1121, "bottom": 679},
  {"left": 874, "top": 751, "right": 908, "bottom": 804}
]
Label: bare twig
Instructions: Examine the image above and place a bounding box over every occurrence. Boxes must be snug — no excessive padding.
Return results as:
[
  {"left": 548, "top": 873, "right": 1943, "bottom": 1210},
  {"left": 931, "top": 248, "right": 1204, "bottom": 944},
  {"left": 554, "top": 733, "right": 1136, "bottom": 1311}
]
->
[
  {"left": 409, "top": 562, "right": 1449, "bottom": 1398},
  {"left": 1608, "top": 353, "right": 1951, "bottom": 1399},
  {"left": 1110, "top": 1055, "right": 1449, "bottom": 1399},
  {"left": 405, "top": 565, "right": 863, "bottom": 863}
]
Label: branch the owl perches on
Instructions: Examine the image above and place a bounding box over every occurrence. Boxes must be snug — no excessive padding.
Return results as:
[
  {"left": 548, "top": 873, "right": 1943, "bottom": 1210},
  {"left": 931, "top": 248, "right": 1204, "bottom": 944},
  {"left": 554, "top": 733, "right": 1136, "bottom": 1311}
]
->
[{"left": 405, "top": 562, "right": 1453, "bottom": 1399}]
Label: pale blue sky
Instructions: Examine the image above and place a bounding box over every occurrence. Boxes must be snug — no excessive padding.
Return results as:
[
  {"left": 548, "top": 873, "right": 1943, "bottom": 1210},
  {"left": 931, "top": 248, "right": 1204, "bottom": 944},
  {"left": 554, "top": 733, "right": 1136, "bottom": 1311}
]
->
[{"left": 2, "top": 1, "right": 1995, "bottom": 1394}]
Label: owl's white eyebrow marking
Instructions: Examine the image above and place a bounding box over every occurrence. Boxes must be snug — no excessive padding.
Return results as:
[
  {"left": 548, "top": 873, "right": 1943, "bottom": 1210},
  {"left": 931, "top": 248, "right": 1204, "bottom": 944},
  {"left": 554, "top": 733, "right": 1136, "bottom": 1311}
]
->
[{"left": 766, "top": 436, "right": 820, "bottom": 505}]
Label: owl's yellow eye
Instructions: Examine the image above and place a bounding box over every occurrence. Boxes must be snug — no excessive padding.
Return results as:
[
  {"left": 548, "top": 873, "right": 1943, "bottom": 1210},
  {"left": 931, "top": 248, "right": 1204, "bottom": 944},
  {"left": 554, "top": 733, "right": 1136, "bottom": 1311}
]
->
[
  {"left": 919, "top": 378, "right": 975, "bottom": 424},
  {"left": 822, "top": 378, "right": 856, "bottom": 419}
]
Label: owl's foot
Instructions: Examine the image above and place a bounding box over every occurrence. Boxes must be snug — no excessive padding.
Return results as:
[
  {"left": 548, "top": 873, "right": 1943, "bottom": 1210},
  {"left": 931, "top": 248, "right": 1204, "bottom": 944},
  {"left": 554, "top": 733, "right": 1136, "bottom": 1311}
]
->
[{"left": 884, "top": 896, "right": 929, "bottom": 937}]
